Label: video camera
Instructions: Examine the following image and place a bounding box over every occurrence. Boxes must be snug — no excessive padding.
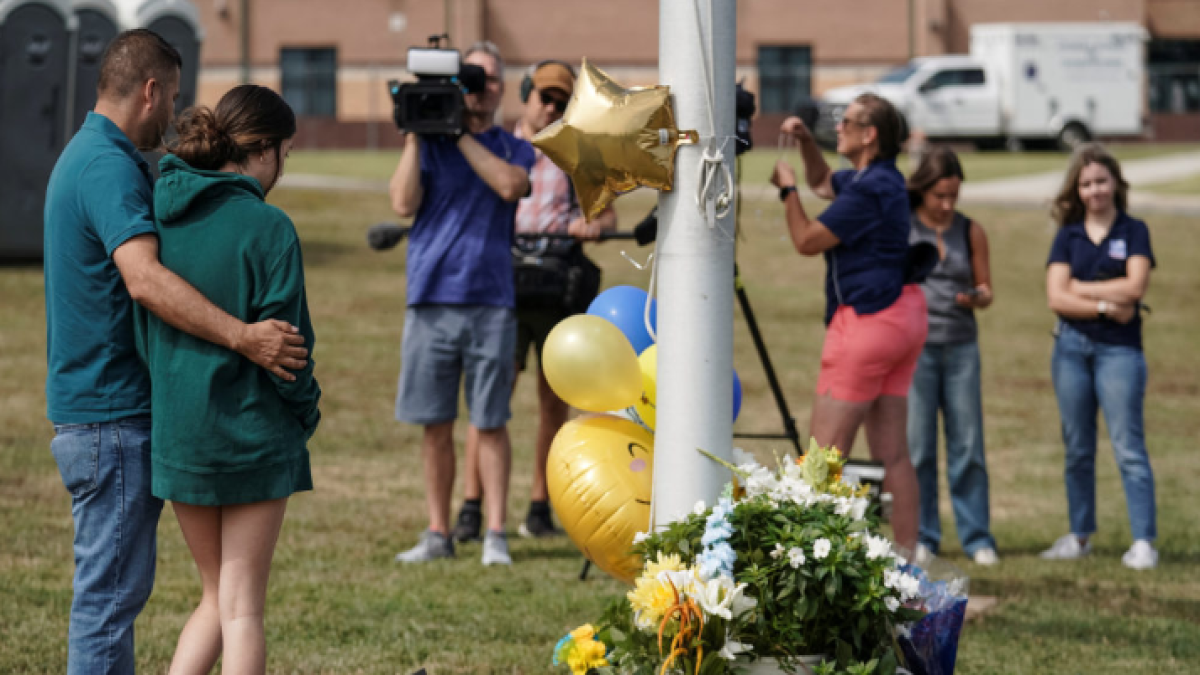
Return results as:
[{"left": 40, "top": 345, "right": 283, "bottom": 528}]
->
[{"left": 388, "top": 35, "right": 487, "bottom": 136}]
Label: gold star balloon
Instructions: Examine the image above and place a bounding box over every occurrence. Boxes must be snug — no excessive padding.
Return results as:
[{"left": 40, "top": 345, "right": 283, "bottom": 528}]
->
[{"left": 533, "top": 59, "right": 697, "bottom": 220}]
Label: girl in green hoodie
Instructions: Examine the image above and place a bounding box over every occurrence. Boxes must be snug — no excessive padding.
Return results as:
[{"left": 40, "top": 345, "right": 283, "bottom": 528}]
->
[{"left": 138, "top": 85, "right": 319, "bottom": 675}]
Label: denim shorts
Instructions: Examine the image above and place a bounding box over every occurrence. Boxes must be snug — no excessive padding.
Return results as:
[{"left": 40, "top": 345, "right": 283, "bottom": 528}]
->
[{"left": 395, "top": 305, "right": 516, "bottom": 429}]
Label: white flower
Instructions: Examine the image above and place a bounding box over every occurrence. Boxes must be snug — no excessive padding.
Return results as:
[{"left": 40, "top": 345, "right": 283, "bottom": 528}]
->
[
  {"left": 632, "top": 531, "right": 649, "bottom": 544},
  {"left": 813, "top": 538, "right": 832, "bottom": 560},
  {"left": 717, "top": 638, "right": 751, "bottom": 660},
  {"left": 865, "top": 535, "right": 892, "bottom": 560},
  {"left": 731, "top": 447, "right": 758, "bottom": 467},
  {"left": 849, "top": 498, "right": 869, "bottom": 521},
  {"left": 770, "top": 543, "right": 785, "bottom": 559},
  {"left": 884, "top": 596, "right": 900, "bottom": 613},
  {"left": 788, "top": 547, "right": 806, "bottom": 568},
  {"left": 692, "top": 575, "right": 755, "bottom": 623},
  {"left": 898, "top": 572, "right": 922, "bottom": 601},
  {"left": 834, "top": 498, "right": 852, "bottom": 516},
  {"left": 693, "top": 500, "right": 708, "bottom": 515},
  {"left": 883, "top": 569, "right": 900, "bottom": 589}
]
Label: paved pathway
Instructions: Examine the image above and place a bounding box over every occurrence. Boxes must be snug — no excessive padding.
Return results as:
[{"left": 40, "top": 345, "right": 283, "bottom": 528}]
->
[
  {"left": 960, "top": 150, "right": 1200, "bottom": 215},
  {"left": 281, "top": 150, "right": 1200, "bottom": 214}
]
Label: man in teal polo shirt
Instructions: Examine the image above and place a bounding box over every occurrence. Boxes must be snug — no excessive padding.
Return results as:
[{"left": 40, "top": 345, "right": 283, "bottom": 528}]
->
[{"left": 43, "top": 30, "right": 307, "bottom": 674}]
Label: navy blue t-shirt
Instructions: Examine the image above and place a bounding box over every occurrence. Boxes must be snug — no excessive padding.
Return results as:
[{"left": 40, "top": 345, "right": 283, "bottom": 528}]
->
[
  {"left": 1047, "top": 212, "right": 1155, "bottom": 349},
  {"left": 818, "top": 159, "right": 909, "bottom": 324},
  {"left": 406, "top": 128, "right": 535, "bottom": 308}
]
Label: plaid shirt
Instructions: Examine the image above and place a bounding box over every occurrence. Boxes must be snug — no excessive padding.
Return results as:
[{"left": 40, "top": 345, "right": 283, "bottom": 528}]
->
[{"left": 513, "top": 123, "right": 580, "bottom": 236}]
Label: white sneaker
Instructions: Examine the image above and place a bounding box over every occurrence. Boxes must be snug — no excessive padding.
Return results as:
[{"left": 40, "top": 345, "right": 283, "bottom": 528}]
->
[
  {"left": 1121, "top": 540, "right": 1158, "bottom": 570},
  {"left": 481, "top": 530, "right": 512, "bottom": 566},
  {"left": 972, "top": 547, "right": 1000, "bottom": 566},
  {"left": 1040, "top": 534, "right": 1091, "bottom": 560}
]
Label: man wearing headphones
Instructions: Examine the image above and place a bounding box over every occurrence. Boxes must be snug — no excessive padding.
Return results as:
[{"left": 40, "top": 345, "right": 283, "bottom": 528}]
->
[
  {"left": 391, "top": 42, "right": 535, "bottom": 567},
  {"left": 453, "top": 60, "right": 617, "bottom": 543}
]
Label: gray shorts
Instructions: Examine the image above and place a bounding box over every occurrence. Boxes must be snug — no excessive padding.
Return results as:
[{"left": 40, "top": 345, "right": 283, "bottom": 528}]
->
[{"left": 395, "top": 305, "right": 516, "bottom": 430}]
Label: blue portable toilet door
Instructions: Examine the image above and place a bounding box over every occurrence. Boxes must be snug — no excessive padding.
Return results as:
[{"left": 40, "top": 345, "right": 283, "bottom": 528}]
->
[
  {"left": 0, "top": 2, "right": 71, "bottom": 258},
  {"left": 71, "top": 8, "right": 118, "bottom": 133}
]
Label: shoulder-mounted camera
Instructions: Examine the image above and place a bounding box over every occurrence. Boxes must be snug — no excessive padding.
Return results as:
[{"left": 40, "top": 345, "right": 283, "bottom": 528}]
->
[{"left": 389, "top": 35, "right": 486, "bottom": 136}]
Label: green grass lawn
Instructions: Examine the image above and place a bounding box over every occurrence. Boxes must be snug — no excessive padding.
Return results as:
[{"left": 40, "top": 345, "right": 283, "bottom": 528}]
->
[
  {"left": 288, "top": 144, "right": 1200, "bottom": 188},
  {"left": 2, "top": 188, "right": 1199, "bottom": 673}
]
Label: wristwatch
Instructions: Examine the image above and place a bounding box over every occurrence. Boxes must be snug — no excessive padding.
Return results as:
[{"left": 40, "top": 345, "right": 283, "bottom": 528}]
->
[
  {"left": 779, "top": 185, "right": 798, "bottom": 202},
  {"left": 1097, "top": 300, "right": 1109, "bottom": 320}
]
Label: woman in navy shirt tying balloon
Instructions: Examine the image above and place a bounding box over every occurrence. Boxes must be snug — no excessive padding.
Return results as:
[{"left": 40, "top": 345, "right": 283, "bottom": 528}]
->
[
  {"left": 770, "top": 93, "right": 927, "bottom": 551},
  {"left": 1041, "top": 144, "right": 1158, "bottom": 570}
]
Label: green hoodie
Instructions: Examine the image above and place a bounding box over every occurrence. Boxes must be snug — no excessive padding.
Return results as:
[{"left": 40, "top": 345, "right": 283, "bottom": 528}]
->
[{"left": 137, "top": 154, "right": 319, "bottom": 506}]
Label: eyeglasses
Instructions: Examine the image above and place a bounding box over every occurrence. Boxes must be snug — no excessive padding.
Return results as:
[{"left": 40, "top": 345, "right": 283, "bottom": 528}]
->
[
  {"left": 839, "top": 116, "right": 869, "bottom": 128},
  {"left": 539, "top": 89, "right": 569, "bottom": 113}
]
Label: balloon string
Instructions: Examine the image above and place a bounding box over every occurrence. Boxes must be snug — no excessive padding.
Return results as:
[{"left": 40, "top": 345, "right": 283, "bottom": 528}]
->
[{"left": 690, "top": 0, "right": 734, "bottom": 236}]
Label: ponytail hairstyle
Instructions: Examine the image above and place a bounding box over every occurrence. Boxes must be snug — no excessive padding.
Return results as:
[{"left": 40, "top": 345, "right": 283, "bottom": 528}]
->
[
  {"left": 906, "top": 145, "right": 965, "bottom": 210},
  {"left": 170, "top": 84, "right": 296, "bottom": 171},
  {"left": 854, "top": 93, "right": 909, "bottom": 161},
  {"left": 1051, "top": 142, "right": 1129, "bottom": 227}
]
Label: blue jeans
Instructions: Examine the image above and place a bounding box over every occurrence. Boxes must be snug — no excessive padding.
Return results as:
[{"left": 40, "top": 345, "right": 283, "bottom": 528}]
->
[
  {"left": 907, "top": 340, "right": 995, "bottom": 555},
  {"left": 1051, "top": 323, "right": 1156, "bottom": 541},
  {"left": 50, "top": 416, "right": 162, "bottom": 675}
]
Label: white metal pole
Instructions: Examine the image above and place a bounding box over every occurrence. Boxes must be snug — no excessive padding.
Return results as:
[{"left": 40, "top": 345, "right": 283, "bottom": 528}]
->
[{"left": 653, "top": 0, "right": 736, "bottom": 526}]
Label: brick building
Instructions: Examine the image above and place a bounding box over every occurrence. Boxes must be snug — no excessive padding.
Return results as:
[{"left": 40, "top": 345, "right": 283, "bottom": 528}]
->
[{"left": 190, "top": 0, "right": 1200, "bottom": 147}]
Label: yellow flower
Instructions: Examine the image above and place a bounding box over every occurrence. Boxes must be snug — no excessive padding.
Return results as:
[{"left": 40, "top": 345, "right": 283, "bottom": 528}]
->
[
  {"left": 645, "top": 551, "right": 685, "bottom": 577},
  {"left": 566, "top": 638, "right": 608, "bottom": 675},
  {"left": 627, "top": 574, "right": 677, "bottom": 629},
  {"left": 570, "top": 624, "right": 596, "bottom": 641}
]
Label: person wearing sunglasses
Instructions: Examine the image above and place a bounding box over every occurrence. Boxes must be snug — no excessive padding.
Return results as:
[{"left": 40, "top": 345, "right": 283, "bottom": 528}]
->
[
  {"left": 452, "top": 60, "right": 618, "bottom": 545},
  {"left": 769, "top": 93, "right": 926, "bottom": 552}
]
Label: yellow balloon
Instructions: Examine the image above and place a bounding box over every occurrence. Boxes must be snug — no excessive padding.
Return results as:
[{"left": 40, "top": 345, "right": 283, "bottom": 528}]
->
[
  {"left": 543, "top": 315, "right": 642, "bottom": 413},
  {"left": 547, "top": 414, "right": 654, "bottom": 584},
  {"left": 532, "top": 59, "right": 697, "bottom": 220},
  {"left": 633, "top": 345, "right": 658, "bottom": 431}
]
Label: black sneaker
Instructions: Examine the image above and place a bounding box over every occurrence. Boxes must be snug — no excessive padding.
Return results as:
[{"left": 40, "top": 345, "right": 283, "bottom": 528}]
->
[
  {"left": 518, "top": 503, "right": 561, "bottom": 538},
  {"left": 451, "top": 505, "right": 482, "bottom": 543}
]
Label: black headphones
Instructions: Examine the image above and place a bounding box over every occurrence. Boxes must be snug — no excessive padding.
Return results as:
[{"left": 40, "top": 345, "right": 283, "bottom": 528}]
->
[{"left": 519, "top": 59, "right": 577, "bottom": 103}]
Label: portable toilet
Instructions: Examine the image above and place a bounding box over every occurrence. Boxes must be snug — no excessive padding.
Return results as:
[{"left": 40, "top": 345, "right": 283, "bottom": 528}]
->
[
  {"left": 113, "top": 0, "right": 202, "bottom": 113},
  {"left": 69, "top": 0, "right": 118, "bottom": 134},
  {"left": 0, "top": 0, "right": 75, "bottom": 259}
]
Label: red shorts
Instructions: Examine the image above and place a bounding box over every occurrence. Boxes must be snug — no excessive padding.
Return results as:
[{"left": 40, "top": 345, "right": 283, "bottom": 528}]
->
[{"left": 816, "top": 284, "right": 928, "bottom": 403}]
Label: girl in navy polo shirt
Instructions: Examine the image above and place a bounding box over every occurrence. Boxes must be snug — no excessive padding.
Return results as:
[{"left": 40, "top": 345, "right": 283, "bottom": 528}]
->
[
  {"left": 1042, "top": 144, "right": 1157, "bottom": 570},
  {"left": 770, "top": 93, "right": 926, "bottom": 551}
]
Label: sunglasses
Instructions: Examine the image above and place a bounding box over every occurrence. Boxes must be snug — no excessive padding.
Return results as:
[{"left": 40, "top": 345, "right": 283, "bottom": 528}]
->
[
  {"left": 539, "top": 89, "right": 569, "bottom": 113},
  {"left": 838, "top": 115, "right": 869, "bottom": 128}
]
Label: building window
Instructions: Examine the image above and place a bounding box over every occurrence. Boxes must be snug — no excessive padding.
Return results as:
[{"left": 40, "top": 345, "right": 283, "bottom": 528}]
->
[
  {"left": 280, "top": 47, "right": 337, "bottom": 117},
  {"left": 1148, "top": 39, "right": 1200, "bottom": 114},
  {"left": 758, "top": 46, "right": 811, "bottom": 114}
]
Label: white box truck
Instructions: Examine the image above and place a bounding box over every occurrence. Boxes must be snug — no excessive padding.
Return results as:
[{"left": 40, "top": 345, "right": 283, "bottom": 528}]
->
[{"left": 816, "top": 23, "right": 1147, "bottom": 151}]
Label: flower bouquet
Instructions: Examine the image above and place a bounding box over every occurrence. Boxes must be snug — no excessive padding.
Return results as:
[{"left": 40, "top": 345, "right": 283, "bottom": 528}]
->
[{"left": 553, "top": 441, "right": 927, "bottom": 675}]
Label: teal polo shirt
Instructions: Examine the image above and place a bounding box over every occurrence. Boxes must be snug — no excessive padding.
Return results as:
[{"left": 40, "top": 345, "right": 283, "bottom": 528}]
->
[{"left": 44, "top": 112, "right": 156, "bottom": 424}]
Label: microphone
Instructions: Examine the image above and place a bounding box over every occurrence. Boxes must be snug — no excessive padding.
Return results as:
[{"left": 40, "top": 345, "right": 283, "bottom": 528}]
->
[{"left": 367, "top": 223, "right": 411, "bottom": 251}]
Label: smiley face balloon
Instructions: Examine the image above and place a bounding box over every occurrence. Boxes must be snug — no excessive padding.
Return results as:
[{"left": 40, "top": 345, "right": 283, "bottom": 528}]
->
[{"left": 546, "top": 414, "right": 654, "bottom": 584}]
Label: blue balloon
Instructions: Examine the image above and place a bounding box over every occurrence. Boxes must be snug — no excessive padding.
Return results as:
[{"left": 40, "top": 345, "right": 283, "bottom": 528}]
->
[
  {"left": 732, "top": 369, "right": 743, "bottom": 422},
  {"left": 587, "top": 286, "right": 658, "bottom": 354}
]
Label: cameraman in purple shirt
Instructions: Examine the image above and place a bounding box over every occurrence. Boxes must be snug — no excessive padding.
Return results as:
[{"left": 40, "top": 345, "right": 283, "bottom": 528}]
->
[{"left": 389, "top": 41, "right": 534, "bottom": 567}]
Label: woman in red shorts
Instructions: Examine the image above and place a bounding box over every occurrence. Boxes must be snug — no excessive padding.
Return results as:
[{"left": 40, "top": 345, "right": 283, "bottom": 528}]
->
[{"left": 770, "top": 93, "right": 926, "bottom": 550}]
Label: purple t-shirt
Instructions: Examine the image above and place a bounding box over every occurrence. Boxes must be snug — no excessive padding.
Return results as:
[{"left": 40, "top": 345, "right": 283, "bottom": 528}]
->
[
  {"left": 819, "top": 159, "right": 909, "bottom": 324},
  {"left": 1047, "top": 212, "right": 1155, "bottom": 349},
  {"left": 406, "top": 128, "right": 535, "bottom": 307}
]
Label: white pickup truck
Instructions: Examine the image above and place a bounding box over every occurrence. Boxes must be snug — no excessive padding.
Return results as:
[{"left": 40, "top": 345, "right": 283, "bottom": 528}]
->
[{"left": 816, "top": 23, "right": 1147, "bottom": 151}]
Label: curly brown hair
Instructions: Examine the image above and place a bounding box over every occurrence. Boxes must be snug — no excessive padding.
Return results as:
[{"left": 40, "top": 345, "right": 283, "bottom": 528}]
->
[{"left": 1052, "top": 143, "right": 1129, "bottom": 226}]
